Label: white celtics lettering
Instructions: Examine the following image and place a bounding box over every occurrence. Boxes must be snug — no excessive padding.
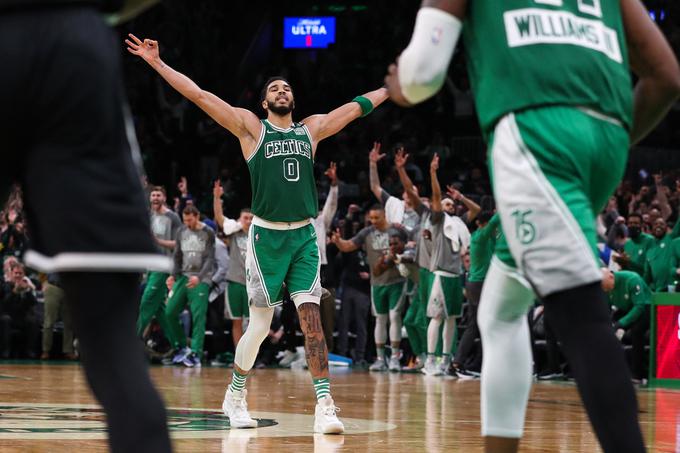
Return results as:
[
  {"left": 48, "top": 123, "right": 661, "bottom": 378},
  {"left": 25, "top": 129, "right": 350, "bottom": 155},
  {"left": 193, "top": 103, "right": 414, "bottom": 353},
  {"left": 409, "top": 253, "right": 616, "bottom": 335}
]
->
[
  {"left": 504, "top": 8, "right": 622, "bottom": 63},
  {"left": 265, "top": 139, "right": 312, "bottom": 159},
  {"left": 291, "top": 19, "right": 328, "bottom": 36}
]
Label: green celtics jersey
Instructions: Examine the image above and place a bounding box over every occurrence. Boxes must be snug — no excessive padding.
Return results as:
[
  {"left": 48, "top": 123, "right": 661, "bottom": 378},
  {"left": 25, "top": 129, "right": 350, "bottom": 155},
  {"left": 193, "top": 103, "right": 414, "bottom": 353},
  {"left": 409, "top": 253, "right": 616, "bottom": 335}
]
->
[
  {"left": 247, "top": 120, "right": 318, "bottom": 222},
  {"left": 464, "top": 0, "right": 632, "bottom": 136}
]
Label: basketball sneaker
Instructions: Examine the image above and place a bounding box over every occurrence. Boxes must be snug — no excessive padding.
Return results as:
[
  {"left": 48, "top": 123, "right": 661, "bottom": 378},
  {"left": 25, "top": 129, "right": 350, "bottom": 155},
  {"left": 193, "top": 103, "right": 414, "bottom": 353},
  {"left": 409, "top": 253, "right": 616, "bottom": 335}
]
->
[
  {"left": 314, "top": 396, "right": 344, "bottom": 434},
  {"left": 388, "top": 356, "right": 401, "bottom": 372},
  {"left": 222, "top": 389, "right": 258, "bottom": 429},
  {"left": 162, "top": 347, "right": 190, "bottom": 366},
  {"left": 369, "top": 358, "right": 387, "bottom": 371},
  {"left": 421, "top": 358, "right": 443, "bottom": 376},
  {"left": 279, "top": 349, "right": 300, "bottom": 368}
]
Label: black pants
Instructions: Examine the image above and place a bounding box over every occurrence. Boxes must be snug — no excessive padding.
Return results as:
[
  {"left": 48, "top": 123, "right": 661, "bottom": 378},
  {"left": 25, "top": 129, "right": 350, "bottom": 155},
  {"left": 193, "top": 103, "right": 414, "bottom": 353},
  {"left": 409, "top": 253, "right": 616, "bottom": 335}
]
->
[
  {"left": 0, "top": 313, "right": 39, "bottom": 358},
  {"left": 454, "top": 280, "right": 483, "bottom": 370},
  {"left": 629, "top": 306, "right": 650, "bottom": 380},
  {"left": 336, "top": 286, "right": 370, "bottom": 361},
  {"left": 0, "top": 8, "right": 170, "bottom": 452}
]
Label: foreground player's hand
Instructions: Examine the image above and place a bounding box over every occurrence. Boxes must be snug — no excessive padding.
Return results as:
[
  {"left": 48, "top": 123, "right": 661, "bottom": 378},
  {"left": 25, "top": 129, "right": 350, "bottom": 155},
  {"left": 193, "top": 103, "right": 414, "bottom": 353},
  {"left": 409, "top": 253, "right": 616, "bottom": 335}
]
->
[
  {"left": 385, "top": 63, "right": 413, "bottom": 107},
  {"left": 125, "top": 33, "right": 160, "bottom": 64},
  {"left": 166, "top": 276, "right": 175, "bottom": 291},
  {"left": 615, "top": 328, "right": 625, "bottom": 341},
  {"left": 186, "top": 276, "right": 200, "bottom": 288}
]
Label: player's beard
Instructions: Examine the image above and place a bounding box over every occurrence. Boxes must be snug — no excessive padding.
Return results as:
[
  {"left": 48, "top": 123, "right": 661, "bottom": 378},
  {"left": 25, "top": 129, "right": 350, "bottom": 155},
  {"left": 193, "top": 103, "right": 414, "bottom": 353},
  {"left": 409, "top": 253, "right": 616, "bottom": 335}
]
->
[{"left": 267, "top": 99, "right": 295, "bottom": 116}]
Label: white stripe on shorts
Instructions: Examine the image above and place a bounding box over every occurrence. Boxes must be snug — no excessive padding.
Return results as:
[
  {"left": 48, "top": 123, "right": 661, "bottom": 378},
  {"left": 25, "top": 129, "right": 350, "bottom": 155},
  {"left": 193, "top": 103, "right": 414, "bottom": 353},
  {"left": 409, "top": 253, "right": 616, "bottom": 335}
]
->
[{"left": 490, "top": 113, "right": 601, "bottom": 297}]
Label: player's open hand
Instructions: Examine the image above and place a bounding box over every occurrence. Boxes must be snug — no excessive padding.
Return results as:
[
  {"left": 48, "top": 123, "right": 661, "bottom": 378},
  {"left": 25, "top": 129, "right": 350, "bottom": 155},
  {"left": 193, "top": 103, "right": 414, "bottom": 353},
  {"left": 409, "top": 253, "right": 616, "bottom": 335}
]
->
[
  {"left": 125, "top": 33, "right": 160, "bottom": 64},
  {"left": 394, "top": 148, "right": 409, "bottom": 169},
  {"left": 369, "top": 142, "right": 385, "bottom": 163},
  {"left": 446, "top": 185, "right": 462, "bottom": 201},
  {"left": 331, "top": 228, "right": 342, "bottom": 244},
  {"left": 385, "top": 62, "right": 413, "bottom": 108},
  {"left": 430, "top": 153, "right": 440, "bottom": 172},
  {"left": 213, "top": 180, "right": 224, "bottom": 199},
  {"left": 325, "top": 162, "right": 338, "bottom": 186}
]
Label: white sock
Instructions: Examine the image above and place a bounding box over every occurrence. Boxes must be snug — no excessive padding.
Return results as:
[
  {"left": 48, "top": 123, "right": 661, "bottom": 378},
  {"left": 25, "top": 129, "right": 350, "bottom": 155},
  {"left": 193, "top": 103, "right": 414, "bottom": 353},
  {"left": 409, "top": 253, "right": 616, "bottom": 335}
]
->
[
  {"left": 427, "top": 317, "right": 443, "bottom": 355},
  {"left": 478, "top": 259, "right": 535, "bottom": 438}
]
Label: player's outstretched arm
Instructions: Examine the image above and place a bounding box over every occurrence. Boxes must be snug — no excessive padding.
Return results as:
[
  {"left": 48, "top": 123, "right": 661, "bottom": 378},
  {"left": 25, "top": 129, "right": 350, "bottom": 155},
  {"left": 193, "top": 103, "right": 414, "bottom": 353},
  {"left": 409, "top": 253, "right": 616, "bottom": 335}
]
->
[
  {"left": 302, "top": 87, "right": 388, "bottom": 147},
  {"left": 331, "top": 229, "right": 360, "bottom": 253},
  {"left": 622, "top": 0, "right": 680, "bottom": 144},
  {"left": 430, "top": 154, "right": 442, "bottom": 213},
  {"left": 125, "top": 34, "right": 261, "bottom": 154},
  {"left": 368, "top": 142, "right": 386, "bottom": 201},
  {"left": 395, "top": 149, "right": 422, "bottom": 211},
  {"left": 385, "top": 0, "right": 467, "bottom": 106}
]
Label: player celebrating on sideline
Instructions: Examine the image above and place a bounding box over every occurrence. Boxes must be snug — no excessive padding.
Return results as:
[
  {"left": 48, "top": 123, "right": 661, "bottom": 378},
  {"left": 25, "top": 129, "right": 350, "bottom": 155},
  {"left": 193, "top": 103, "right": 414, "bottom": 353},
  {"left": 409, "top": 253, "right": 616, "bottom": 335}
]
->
[
  {"left": 126, "top": 34, "right": 388, "bottom": 434},
  {"left": 386, "top": 1, "right": 680, "bottom": 453}
]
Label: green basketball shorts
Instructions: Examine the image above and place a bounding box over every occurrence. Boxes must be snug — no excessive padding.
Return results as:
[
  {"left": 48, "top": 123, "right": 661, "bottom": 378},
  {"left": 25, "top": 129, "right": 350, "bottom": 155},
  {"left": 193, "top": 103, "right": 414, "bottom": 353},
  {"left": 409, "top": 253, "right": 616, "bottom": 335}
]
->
[
  {"left": 225, "top": 281, "right": 249, "bottom": 319},
  {"left": 246, "top": 218, "right": 321, "bottom": 308},
  {"left": 426, "top": 273, "right": 463, "bottom": 318},
  {"left": 371, "top": 281, "right": 407, "bottom": 316},
  {"left": 489, "top": 105, "right": 629, "bottom": 297}
]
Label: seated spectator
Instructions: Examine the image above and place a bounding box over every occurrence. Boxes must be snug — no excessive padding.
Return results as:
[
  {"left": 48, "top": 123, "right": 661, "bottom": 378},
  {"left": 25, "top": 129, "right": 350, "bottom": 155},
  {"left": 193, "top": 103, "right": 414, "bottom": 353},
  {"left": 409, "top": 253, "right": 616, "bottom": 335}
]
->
[
  {"left": 41, "top": 273, "right": 76, "bottom": 360},
  {"left": 0, "top": 263, "right": 39, "bottom": 359}
]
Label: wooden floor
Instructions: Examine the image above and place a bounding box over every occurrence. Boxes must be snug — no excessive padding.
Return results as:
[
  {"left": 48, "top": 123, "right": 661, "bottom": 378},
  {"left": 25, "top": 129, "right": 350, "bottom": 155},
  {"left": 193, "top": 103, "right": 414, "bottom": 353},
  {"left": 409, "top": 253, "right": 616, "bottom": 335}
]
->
[{"left": 0, "top": 362, "right": 678, "bottom": 452}]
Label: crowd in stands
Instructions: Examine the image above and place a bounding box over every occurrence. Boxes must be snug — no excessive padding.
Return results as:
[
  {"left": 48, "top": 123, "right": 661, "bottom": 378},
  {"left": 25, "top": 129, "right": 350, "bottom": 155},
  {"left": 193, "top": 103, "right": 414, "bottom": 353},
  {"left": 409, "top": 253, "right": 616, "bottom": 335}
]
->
[
  {"left": 3, "top": 137, "right": 680, "bottom": 387},
  {"left": 137, "top": 154, "right": 680, "bottom": 387}
]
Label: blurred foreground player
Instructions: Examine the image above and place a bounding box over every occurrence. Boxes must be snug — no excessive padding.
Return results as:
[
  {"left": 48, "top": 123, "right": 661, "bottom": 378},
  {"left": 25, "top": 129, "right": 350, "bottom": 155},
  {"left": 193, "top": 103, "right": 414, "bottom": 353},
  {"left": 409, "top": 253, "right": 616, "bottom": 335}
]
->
[
  {"left": 127, "top": 33, "right": 388, "bottom": 433},
  {"left": 0, "top": 1, "right": 171, "bottom": 452},
  {"left": 386, "top": 1, "right": 680, "bottom": 452}
]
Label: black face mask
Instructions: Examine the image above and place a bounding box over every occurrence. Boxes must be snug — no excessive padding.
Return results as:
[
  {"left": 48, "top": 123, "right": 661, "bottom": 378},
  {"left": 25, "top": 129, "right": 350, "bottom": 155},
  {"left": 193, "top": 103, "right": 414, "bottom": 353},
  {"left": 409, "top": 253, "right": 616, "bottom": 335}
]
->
[{"left": 629, "top": 226, "right": 641, "bottom": 239}]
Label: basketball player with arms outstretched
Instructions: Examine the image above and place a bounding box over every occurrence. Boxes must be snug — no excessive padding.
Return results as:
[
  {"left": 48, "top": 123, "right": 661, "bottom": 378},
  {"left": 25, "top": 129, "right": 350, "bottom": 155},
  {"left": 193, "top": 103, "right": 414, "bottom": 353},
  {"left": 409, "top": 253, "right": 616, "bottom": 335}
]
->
[
  {"left": 127, "top": 34, "right": 388, "bottom": 434},
  {"left": 386, "top": 0, "right": 680, "bottom": 452}
]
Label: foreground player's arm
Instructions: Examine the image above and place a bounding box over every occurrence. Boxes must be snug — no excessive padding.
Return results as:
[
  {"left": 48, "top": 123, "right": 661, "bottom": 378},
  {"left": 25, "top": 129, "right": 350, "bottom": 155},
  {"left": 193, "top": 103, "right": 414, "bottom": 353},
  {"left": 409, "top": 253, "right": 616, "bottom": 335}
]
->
[
  {"left": 622, "top": 0, "right": 680, "bottom": 144},
  {"left": 125, "top": 34, "right": 262, "bottom": 156},
  {"left": 430, "top": 154, "right": 442, "bottom": 213},
  {"left": 385, "top": 0, "right": 467, "bottom": 106},
  {"left": 302, "top": 87, "right": 389, "bottom": 148}
]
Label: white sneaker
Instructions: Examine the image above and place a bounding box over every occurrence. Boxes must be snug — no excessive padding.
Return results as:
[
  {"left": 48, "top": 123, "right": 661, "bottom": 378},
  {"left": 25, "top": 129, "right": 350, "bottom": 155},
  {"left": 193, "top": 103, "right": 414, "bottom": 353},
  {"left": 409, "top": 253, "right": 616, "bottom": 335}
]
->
[
  {"left": 421, "top": 359, "right": 442, "bottom": 376},
  {"left": 222, "top": 389, "right": 258, "bottom": 428},
  {"left": 278, "top": 350, "right": 300, "bottom": 368},
  {"left": 388, "top": 356, "right": 401, "bottom": 372},
  {"left": 369, "top": 358, "right": 387, "bottom": 372},
  {"left": 314, "top": 396, "right": 344, "bottom": 434}
]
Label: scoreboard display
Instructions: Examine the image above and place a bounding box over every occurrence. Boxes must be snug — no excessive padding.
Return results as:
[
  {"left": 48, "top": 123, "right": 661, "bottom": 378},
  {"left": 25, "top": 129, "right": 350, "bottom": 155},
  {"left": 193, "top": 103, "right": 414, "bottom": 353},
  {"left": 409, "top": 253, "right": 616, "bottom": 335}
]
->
[{"left": 284, "top": 17, "right": 336, "bottom": 49}]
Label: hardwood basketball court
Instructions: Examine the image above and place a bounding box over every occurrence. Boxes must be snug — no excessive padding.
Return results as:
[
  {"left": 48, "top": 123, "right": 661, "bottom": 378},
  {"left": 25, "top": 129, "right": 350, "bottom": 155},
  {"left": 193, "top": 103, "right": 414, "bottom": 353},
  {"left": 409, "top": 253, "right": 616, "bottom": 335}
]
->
[{"left": 0, "top": 363, "right": 676, "bottom": 452}]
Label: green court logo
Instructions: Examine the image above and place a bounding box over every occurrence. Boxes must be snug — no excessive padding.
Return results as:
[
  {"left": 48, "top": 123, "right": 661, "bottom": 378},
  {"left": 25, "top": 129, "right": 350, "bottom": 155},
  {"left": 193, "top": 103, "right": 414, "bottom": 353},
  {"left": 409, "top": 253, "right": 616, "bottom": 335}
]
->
[
  {"left": 0, "top": 405, "right": 276, "bottom": 435},
  {"left": 511, "top": 209, "right": 536, "bottom": 245}
]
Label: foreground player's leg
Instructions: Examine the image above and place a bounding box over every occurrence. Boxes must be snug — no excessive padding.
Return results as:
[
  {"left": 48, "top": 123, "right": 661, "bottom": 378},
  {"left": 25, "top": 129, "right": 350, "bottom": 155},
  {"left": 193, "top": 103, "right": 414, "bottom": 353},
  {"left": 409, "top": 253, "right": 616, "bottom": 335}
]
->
[
  {"left": 222, "top": 306, "right": 274, "bottom": 428},
  {"left": 298, "top": 302, "right": 344, "bottom": 434},
  {"left": 477, "top": 259, "right": 534, "bottom": 453},
  {"left": 544, "top": 283, "right": 645, "bottom": 453},
  {"left": 60, "top": 272, "right": 171, "bottom": 453}
]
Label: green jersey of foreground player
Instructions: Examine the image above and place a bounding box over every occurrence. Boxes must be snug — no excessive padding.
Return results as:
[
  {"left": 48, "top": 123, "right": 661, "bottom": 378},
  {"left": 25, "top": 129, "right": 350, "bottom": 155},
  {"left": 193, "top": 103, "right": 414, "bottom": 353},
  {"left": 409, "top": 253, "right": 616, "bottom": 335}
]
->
[
  {"left": 127, "top": 34, "right": 388, "bottom": 434},
  {"left": 386, "top": 1, "right": 680, "bottom": 453}
]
